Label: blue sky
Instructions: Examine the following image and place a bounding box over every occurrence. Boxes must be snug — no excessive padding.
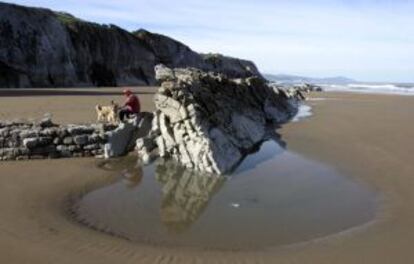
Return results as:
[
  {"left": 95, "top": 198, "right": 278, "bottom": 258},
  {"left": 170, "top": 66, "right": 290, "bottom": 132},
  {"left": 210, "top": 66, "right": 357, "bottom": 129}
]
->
[{"left": 7, "top": 0, "right": 414, "bottom": 82}]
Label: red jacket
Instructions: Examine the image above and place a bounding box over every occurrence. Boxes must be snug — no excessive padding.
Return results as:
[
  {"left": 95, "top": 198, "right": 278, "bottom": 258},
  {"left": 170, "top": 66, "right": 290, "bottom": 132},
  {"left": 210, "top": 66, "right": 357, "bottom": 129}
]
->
[{"left": 124, "top": 94, "right": 140, "bottom": 113}]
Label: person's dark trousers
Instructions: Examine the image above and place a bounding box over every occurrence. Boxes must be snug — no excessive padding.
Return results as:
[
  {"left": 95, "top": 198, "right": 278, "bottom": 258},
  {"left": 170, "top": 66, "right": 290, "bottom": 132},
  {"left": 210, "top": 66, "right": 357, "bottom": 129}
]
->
[{"left": 119, "top": 109, "right": 134, "bottom": 121}]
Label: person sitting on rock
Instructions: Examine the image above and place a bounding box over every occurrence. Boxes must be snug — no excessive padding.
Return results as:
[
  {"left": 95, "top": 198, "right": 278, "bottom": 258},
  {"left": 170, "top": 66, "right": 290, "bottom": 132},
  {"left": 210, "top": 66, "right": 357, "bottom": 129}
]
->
[{"left": 119, "top": 89, "right": 140, "bottom": 121}]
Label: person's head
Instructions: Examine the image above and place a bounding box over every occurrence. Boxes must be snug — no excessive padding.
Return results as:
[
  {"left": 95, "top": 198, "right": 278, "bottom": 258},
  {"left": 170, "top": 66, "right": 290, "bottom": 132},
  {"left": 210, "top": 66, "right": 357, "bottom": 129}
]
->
[{"left": 123, "top": 89, "right": 132, "bottom": 97}]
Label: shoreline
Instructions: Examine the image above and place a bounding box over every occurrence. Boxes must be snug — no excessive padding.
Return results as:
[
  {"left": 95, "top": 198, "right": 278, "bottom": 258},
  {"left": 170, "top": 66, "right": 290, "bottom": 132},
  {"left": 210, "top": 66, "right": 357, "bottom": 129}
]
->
[{"left": 0, "top": 91, "right": 414, "bottom": 263}]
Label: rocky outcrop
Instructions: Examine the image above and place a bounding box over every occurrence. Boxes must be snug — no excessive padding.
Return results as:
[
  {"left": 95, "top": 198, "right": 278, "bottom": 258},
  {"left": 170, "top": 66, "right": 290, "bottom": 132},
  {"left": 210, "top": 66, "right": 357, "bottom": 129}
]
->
[
  {"left": 104, "top": 112, "right": 153, "bottom": 158},
  {"left": 136, "top": 65, "right": 302, "bottom": 174},
  {"left": 0, "top": 118, "right": 116, "bottom": 160},
  {"left": 0, "top": 2, "right": 261, "bottom": 88},
  {"left": 201, "top": 53, "right": 262, "bottom": 79}
]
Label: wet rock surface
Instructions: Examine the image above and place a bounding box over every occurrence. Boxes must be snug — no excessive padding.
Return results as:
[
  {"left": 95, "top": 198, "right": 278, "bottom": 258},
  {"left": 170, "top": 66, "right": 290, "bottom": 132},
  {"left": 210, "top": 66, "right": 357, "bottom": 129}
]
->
[{"left": 136, "top": 65, "right": 304, "bottom": 174}]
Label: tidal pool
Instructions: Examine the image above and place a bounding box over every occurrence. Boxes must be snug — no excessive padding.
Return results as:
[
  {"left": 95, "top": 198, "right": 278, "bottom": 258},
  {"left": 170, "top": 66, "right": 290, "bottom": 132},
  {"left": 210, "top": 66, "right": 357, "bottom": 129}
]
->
[{"left": 73, "top": 141, "right": 378, "bottom": 250}]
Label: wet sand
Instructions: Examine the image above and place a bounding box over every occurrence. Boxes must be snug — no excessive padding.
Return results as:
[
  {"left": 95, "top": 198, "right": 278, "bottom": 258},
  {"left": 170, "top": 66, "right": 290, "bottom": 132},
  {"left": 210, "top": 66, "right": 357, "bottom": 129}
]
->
[
  {"left": 0, "top": 87, "right": 156, "bottom": 124},
  {"left": 1, "top": 90, "right": 414, "bottom": 263}
]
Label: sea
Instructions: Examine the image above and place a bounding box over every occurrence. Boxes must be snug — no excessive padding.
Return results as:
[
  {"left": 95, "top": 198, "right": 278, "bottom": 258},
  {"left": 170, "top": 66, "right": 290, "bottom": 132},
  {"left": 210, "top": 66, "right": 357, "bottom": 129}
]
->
[{"left": 320, "top": 82, "right": 414, "bottom": 95}]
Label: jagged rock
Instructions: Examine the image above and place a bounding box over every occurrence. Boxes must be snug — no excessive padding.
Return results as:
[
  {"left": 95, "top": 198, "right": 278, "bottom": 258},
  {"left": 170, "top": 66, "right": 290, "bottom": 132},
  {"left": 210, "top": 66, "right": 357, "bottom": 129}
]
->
[{"left": 136, "top": 66, "right": 302, "bottom": 174}]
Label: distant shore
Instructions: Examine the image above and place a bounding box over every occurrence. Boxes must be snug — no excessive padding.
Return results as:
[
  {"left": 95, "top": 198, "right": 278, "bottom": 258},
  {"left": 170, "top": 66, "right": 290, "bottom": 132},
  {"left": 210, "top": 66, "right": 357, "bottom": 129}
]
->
[{"left": 0, "top": 91, "right": 414, "bottom": 263}]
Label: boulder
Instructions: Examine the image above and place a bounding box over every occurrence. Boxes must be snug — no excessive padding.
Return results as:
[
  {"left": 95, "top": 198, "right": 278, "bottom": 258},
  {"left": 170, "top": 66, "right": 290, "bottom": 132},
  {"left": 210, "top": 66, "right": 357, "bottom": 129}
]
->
[
  {"left": 74, "top": 135, "right": 88, "bottom": 145},
  {"left": 104, "top": 112, "right": 153, "bottom": 158},
  {"left": 63, "top": 137, "right": 74, "bottom": 145}
]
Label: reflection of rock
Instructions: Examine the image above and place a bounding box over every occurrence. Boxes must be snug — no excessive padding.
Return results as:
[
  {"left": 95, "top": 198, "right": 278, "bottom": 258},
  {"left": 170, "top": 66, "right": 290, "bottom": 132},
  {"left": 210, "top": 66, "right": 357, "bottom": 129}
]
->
[
  {"left": 95, "top": 155, "right": 144, "bottom": 188},
  {"left": 121, "top": 167, "right": 143, "bottom": 188},
  {"left": 155, "top": 160, "right": 225, "bottom": 233},
  {"left": 136, "top": 65, "right": 303, "bottom": 174}
]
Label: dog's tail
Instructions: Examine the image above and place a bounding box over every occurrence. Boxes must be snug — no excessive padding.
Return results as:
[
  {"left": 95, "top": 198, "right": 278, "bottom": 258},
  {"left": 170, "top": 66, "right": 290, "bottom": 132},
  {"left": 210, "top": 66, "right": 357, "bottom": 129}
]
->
[{"left": 95, "top": 104, "right": 102, "bottom": 111}]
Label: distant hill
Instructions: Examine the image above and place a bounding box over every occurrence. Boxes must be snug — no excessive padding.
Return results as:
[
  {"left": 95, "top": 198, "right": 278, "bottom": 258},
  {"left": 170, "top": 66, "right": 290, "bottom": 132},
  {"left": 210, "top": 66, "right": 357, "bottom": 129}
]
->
[{"left": 264, "top": 74, "right": 355, "bottom": 84}]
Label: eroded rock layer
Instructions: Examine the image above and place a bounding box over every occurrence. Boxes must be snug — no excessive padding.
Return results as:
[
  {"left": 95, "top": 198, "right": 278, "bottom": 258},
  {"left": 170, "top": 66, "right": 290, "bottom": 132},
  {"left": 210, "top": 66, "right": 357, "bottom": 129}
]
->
[{"left": 136, "top": 66, "right": 303, "bottom": 174}]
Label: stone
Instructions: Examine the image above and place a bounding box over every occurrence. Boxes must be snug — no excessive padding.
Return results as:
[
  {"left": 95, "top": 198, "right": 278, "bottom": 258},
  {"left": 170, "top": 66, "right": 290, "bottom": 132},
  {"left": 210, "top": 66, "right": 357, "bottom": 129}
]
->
[
  {"left": 63, "top": 137, "right": 73, "bottom": 145},
  {"left": 41, "top": 127, "right": 58, "bottom": 136},
  {"left": 136, "top": 138, "right": 156, "bottom": 152},
  {"left": 56, "top": 145, "right": 68, "bottom": 152},
  {"left": 155, "top": 64, "right": 175, "bottom": 82},
  {"left": 20, "top": 129, "right": 39, "bottom": 139},
  {"left": 53, "top": 137, "right": 61, "bottom": 145},
  {"left": 74, "top": 135, "right": 88, "bottom": 145},
  {"left": 67, "top": 126, "right": 94, "bottom": 135},
  {"left": 88, "top": 134, "right": 102, "bottom": 144},
  {"left": 104, "top": 112, "right": 153, "bottom": 158},
  {"left": 0, "top": 128, "right": 9, "bottom": 137},
  {"left": 39, "top": 117, "right": 55, "bottom": 128},
  {"left": 83, "top": 144, "right": 100, "bottom": 150},
  {"left": 29, "top": 145, "right": 56, "bottom": 156},
  {"left": 68, "top": 145, "right": 80, "bottom": 152},
  {"left": 22, "top": 138, "right": 39, "bottom": 149}
]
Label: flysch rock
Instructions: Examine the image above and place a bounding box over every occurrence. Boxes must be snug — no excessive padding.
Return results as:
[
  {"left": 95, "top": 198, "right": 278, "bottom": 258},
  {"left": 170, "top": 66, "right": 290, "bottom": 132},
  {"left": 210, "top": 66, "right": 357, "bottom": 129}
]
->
[{"left": 136, "top": 65, "right": 303, "bottom": 175}]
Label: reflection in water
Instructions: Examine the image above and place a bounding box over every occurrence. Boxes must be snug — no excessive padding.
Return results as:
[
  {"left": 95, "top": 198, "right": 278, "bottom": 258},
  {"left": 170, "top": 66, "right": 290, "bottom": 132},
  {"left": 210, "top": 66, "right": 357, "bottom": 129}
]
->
[
  {"left": 96, "top": 155, "right": 144, "bottom": 188},
  {"left": 155, "top": 160, "right": 225, "bottom": 233},
  {"left": 74, "top": 140, "right": 378, "bottom": 250}
]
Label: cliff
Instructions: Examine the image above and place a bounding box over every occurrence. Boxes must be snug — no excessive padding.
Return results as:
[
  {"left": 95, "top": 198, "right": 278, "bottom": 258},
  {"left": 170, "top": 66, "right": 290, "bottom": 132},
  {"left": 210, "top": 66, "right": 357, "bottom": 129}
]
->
[{"left": 0, "top": 2, "right": 262, "bottom": 88}]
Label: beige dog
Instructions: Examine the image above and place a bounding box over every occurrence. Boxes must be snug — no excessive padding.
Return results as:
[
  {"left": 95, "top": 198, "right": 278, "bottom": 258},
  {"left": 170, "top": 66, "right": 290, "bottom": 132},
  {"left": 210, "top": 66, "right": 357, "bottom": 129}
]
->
[{"left": 95, "top": 100, "right": 119, "bottom": 124}]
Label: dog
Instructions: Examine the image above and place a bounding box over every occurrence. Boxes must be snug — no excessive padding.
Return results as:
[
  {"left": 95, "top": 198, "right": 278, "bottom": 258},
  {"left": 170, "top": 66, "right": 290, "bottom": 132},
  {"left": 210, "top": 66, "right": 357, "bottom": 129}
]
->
[{"left": 95, "top": 100, "right": 119, "bottom": 124}]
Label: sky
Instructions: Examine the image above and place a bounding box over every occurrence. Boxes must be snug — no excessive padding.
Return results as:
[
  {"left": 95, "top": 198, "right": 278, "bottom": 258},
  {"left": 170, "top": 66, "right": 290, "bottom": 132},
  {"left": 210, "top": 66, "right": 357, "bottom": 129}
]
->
[{"left": 7, "top": 0, "right": 414, "bottom": 82}]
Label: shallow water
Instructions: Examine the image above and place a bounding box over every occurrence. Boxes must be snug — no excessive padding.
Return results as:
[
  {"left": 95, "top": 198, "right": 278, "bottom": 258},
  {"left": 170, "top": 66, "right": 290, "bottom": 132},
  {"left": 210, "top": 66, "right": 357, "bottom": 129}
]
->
[{"left": 74, "top": 141, "right": 377, "bottom": 250}]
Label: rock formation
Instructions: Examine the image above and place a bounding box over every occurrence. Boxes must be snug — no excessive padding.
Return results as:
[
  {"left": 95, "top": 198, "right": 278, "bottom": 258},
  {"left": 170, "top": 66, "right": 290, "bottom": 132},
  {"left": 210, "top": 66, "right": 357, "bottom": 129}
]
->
[
  {"left": 136, "top": 65, "right": 302, "bottom": 174},
  {"left": 0, "top": 2, "right": 261, "bottom": 88},
  {"left": 104, "top": 112, "right": 153, "bottom": 158}
]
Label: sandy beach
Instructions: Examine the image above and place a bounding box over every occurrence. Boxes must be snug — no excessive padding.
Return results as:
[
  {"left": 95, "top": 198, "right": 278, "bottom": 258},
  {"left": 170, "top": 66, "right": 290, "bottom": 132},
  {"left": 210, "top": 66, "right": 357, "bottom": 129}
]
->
[{"left": 1, "top": 90, "right": 414, "bottom": 263}]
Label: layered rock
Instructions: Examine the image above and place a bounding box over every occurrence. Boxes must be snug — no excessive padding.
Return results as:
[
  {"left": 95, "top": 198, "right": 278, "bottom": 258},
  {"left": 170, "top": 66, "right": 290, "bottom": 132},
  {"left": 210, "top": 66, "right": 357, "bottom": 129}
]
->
[
  {"left": 136, "top": 65, "right": 302, "bottom": 174},
  {"left": 0, "top": 2, "right": 261, "bottom": 88}
]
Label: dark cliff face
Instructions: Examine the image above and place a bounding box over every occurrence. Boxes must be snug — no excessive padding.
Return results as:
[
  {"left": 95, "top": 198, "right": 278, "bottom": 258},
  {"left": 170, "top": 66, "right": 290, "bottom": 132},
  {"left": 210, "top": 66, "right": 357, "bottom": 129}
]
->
[{"left": 0, "top": 2, "right": 262, "bottom": 88}]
